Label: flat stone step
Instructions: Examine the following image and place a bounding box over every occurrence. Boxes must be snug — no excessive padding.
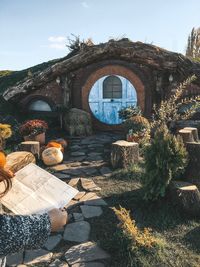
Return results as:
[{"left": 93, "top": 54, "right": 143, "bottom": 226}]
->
[
  {"left": 44, "top": 234, "right": 62, "bottom": 251},
  {"left": 80, "top": 205, "right": 103, "bottom": 218},
  {"left": 64, "top": 241, "right": 110, "bottom": 265},
  {"left": 63, "top": 221, "right": 91, "bottom": 243},
  {"left": 23, "top": 249, "right": 53, "bottom": 265}
]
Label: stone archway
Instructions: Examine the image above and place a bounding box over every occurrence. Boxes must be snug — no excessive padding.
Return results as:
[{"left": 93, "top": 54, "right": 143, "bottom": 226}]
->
[{"left": 82, "top": 65, "right": 145, "bottom": 130}]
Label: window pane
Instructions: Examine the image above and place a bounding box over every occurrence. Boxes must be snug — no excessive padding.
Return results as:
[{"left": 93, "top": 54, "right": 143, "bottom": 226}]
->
[
  {"left": 103, "top": 76, "right": 122, "bottom": 99},
  {"left": 29, "top": 100, "right": 52, "bottom": 111}
]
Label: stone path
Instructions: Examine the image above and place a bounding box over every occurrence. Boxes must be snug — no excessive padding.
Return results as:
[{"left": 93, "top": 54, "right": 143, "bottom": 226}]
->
[{"left": 7, "top": 132, "right": 122, "bottom": 266}]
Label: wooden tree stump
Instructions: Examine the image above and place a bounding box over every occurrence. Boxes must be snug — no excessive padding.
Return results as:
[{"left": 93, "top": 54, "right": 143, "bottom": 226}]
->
[
  {"left": 19, "top": 141, "right": 40, "bottom": 159},
  {"left": 111, "top": 140, "right": 139, "bottom": 169},
  {"left": 170, "top": 181, "right": 200, "bottom": 216},
  {"left": 184, "top": 127, "right": 199, "bottom": 142},
  {"left": 5, "top": 151, "right": 36, "bottom": 173},
  {"left": 178, "top": 129, "right": 194, "bottom": 143},
  {"left": 184, "top": 142, "right": 200, "bottom": 188}
]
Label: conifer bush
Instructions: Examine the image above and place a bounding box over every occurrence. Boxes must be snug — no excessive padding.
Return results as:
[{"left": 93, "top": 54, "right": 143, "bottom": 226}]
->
[{"left": 142, "top": 124, "right": 188, "bottom": 201}]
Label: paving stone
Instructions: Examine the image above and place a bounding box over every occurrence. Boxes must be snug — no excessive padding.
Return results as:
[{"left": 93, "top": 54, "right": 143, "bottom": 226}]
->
[
  {"left": 70, "top": 145, "right": 81, "bottom": 151},
  {"left": 79, "top": 192, "right": 97, "bottom": 202},
  {"left": 7, "top": 251, "right": 23, "bottom": 266},
  {"left": 99, "top": 166, "right": 112, "bottom": 177},
  {"left": 80, "top": 178, "right": 101, "bottom": 192},
  {"left": 84, "top": 196, "right": 107, "bottom": 206},
  {"left": 71, "top": 151, "right": 86, "bottom": 157},
  {"left": 86, "top": 156, "right": 103, "bottom": 161},
  {"left": 53, "top": 172, "right": 71, "bottom": 180},
  {"left": 73, "top": 191, "right": 86, "bottom": 200},
  {"left": 63, "top": 221, "right": 91, "bottom": 243},
  {"left": 87, "top": 152, "right": 102, "bottom": 157},
  {"left": 73, "top": 212, "right": 84, "bottom": 222},
  {"left": 81, "top": 138, "right": 97, "bottom": 145},
  {"left": 65, "top": 168, "right": 84, "bottom": 176},
  {"left": 64, "top": 200, "right": 78, "bottom": 209},
  {"left": 50, "top": 164, "right": 69, "bottom": 171},
  {"left": 69, "top": 162, "right": 82, "bottom": 167},
  {"left": 69, "top": 156, "right": 86, "bottom": 162},
  {"left": 64, "top": 241, "right": 110, "bottom": 265},
  {"left": 80, "top": 205, "right": 103, "bottom": 218},
  {"left": 44, "top": 234, "right": 62, "bottom": 251},
  {"left": 82, "top": 161, "right": 91, "bottom": 166},
  {"left": 87, "top": 144, "right": 104, "bottom": 149},
  {"left": 49, "top": 259, "right": 69, "bottom": 267},
  {"left": 23, "top": 249, "right": 53, "bottom": 264},
  {"left": 72, "top": 262, "right": 105, "bottom": 267},
  {"left": 82, "top": 167, "right": 98, "bottom": 176},
  {"left": 68, "top": 178, "right": 80, "bottom": 187},
  {"left": 16, "top": 265, "right": 27, "bottom": 267}
]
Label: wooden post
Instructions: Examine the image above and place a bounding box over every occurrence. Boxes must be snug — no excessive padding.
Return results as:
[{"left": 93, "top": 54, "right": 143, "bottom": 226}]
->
[
  {"left": 184, "top": 142, "right": 200, "bottom": 188},
  {"left": 19, "top": 141, "right": 40, "bottom": 159},
  {"left": 184, "top": 127, "right": 199, "bottom": 142},
  {"left": 111, "top": 140, "right": 139, "bottom": 169},
  {"left": 178, "top": 129, "right": 194, "bottom": 143},
  {"left": 170, "top": 181, "right": 200, "bottom": 216}
]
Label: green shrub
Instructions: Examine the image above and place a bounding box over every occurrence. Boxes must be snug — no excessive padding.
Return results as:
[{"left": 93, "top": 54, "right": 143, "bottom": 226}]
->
[
  {"left": 119, "top": 106, "right": 142, "bottom": 120},
  {"left": 124, "top": 115, "right": 150, "bottom": 133},
  {"left": 142, "top": 124, "right": 188, "bottom": 201}
]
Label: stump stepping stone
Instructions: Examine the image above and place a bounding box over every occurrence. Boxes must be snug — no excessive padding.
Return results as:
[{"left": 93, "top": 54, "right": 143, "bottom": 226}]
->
[
  {"left": 49, "top": 259, "right": 69, "bottom": 266},
  {"left": 44, "top": 234, "right": 62, "bottom": 251},
  {"left": 24, "top": 249, "right": 53, "bottom": 264},
  {"left": 50, "top": 164, "right": 69, "bottom": 171},
  {"left": 64, "top": 200, "right": 78, "bottom": 209},
  {"left": 63, "top": 221, "right": 91, "bottom": 243},
  {"left": 79, "top": 192, "right": 98, "bottom": 202},
  {"left": 80, "top": 205, "right": 103, "bottom": 218},
  {"left": 65, "top": 241, "right": 110, "bottom": 265},
  {"left": 80, "top": 178, "right": 101, "bottom": 192}
]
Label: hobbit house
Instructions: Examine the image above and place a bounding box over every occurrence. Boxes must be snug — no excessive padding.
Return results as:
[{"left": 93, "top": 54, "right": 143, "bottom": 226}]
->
[{"left": 1, "top": 38, "right": 200, "bottom": 130}]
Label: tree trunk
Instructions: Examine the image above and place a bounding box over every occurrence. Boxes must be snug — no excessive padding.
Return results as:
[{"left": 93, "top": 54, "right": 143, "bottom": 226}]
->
[
  {"left": 178, "top": 129, "right": 194, "bottom": 143},
  {"left": 184, "top": 127, "right": 199, "bottom": 142},
  {"left": 184, "top": 142, "right": 200, "bottom": 189},
  {"left": 170, "top": 181, "right": 200, "bottom": 216},
  {"left": 111, "top": 140, "right": 139, "bottom": 169},
  {"left": 19, "top": 141, "right": 40, "bottom": 160}
]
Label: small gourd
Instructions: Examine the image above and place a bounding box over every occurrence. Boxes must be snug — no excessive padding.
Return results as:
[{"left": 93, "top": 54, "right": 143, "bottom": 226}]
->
[{"left": 42, "top": 147, "right": 63, "bottom": 166}]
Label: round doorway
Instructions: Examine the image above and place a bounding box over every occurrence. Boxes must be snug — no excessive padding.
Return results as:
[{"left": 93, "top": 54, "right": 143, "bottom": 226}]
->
[{"left": 88, "top": 75, "right": 137, "bottom": 125}]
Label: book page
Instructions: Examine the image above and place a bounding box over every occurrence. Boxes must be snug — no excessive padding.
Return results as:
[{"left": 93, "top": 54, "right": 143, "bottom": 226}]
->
[{"left": 0, "top": 163, "right": 78, "bottom": 215}]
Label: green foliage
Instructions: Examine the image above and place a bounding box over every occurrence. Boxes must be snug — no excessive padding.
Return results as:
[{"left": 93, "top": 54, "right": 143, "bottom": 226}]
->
[
  {"left": 152, "top": 75, "right": 199, "bottom": 130},
  {"left": 0, "top": 70, "right": 13, "bottom": 77},
  {"left": 142, "top": 124, "right": 188, "bottom": 201},
  {"left": 119, "top": 106, "right": 142, "bottom": 120},
  {"left": 124, "top": 115, "right": 150, "bottom": 133}
]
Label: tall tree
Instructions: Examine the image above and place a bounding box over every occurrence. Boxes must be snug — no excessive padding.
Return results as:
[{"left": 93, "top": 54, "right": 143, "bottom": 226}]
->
[{"left": 186, "top": 27, "right": 200, "bottom": 59}]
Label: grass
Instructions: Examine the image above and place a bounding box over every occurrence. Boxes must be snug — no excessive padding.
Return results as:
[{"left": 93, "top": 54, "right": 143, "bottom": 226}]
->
[{"left": 91, "top": 163, "right": 200, "bottom": 267}]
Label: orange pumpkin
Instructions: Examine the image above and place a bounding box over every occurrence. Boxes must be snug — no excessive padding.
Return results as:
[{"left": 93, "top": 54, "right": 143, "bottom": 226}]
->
[
  {"left": 0, "top": 151, "right": 6, "bottom": 168},
  {"left": 46, "top": 141, "right": 64, "bottom": 152}
]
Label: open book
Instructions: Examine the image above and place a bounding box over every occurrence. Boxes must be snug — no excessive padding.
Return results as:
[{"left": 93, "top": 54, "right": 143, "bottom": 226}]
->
[{"left": 0, "top": 163, "right": 78, "bottom": 215}]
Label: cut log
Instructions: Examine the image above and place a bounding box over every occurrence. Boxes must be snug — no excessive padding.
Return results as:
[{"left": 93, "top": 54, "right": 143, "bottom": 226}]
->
[
  {"left": 111, "top": 140, "right": 139, "bottom": 169},
  {"left": 19, "top": 141, "right": 40, "bottom": 159},
  {"left": 178, "top": 129, "right": 194, "bottom": 143},
  {"left": 170, "top": 181, "right": 200, "bottom": 216},
  {"left": 184, "top": 142, "right": 200, "bottom": 188},
  {"left": 184, "top": 127, "right": 199, "bottom": 142},
  {"left": 5, "top": 151, "right": 36, "bottom": 173}
]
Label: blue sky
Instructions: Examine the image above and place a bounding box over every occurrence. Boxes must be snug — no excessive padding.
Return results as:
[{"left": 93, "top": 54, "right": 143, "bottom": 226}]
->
[{"left": 0, "top": 0, "right": 200, "bottom": 70}]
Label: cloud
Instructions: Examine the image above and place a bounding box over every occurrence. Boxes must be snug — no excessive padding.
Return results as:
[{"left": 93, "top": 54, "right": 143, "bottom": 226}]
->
[
  {"left": 81, "top": 1, "right": 89, "bottom": 8},
  {"left": 48, "top": 36, "right": 66, "bottom": 43},
  {"left": 47, "top": 36, "right": 67, "bottom": 50}
]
